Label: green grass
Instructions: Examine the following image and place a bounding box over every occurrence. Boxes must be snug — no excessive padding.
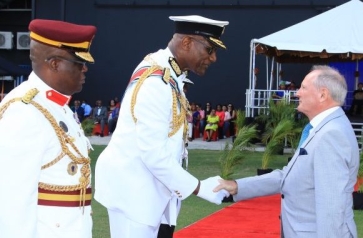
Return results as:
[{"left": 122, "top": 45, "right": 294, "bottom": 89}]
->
[{"left": 90, "top": 145, "right": 363, "bottom": 237}]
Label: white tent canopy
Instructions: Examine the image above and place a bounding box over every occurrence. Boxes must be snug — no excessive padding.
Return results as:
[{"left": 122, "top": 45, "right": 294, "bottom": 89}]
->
[
  {"left": 252, "top": 0, "right": 363, "bottom": 63},
  {"left": 246, "top": 0, "right": 363, "bottom": 117}
]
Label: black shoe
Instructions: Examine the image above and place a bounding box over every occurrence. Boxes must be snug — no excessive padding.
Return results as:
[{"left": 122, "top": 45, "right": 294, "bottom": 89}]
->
[{"left": 100, "top": 133, "right": 104, "bottom": 137}]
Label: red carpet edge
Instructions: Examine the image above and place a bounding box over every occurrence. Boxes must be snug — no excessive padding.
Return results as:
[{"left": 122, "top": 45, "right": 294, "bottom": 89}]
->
[{"left": 175, "top": 194, "right": 281, "bottom": 238}]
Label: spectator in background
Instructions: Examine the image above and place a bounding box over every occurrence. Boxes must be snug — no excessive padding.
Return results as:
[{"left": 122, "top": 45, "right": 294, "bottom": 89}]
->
[
  {"left": 205, "top": 108, "right": 219, "bottom": 142},
  {"left": 222, "top": 105, "right": 231, "bottom": 138},
  {"left": 288, "top": 81, "right": 299, "bottom": 101},
  {"left": 272, "top": 82, "right": 286, "bottom": 100},
  {"left": 114, "top": 96, "right": 121, "bottom": 108},
  {"left": 203, "top": 102, "right": 212, "bottom": 136},
  {"left": 196, "top": 104, "right": 205, "bottom": 137},
  {"left": 81, "top": 100, "right": 92, "bottom": 118},
  {"left": 191, "top": 103, "right": 200, "bottom": 139},
  {"left": 227, "top": 103, "right": 236, "bottom": 137},
  {"left": 215, "top": 104, "right": 225, "bottom": 139},
  {"left": 71, "top": 99, "right": 85, "bottom": 122},
  {"left": 108, "top": 99, "right": 120, "bottom": 134},
  {"left": 92, "top": 100, "right": 108, "bottom": 137}
]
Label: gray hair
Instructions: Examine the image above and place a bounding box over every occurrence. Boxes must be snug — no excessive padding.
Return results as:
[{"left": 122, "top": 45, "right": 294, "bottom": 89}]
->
[{"left": 311, "top": 65, "right": 347, "bottom": 105}]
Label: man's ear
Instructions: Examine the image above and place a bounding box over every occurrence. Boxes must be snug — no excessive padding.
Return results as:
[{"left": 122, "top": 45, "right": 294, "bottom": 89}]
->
[
  {"left": 181, "top": 36, "right": 192, "bottom": 51},
  {"left": 320, "top": 88, "right": 329, "bottom": 102},
  {"left": 46, "top": 58, "right": 60, "bottom": 72}
]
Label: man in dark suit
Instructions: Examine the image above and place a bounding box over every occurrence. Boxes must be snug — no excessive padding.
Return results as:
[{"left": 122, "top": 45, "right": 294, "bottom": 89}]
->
[
  {"left": 92, "top": 100, "right": 108, "bottom": 137},
  {"left": 71, "top": 100, "right": 85, "bottom": 122}
]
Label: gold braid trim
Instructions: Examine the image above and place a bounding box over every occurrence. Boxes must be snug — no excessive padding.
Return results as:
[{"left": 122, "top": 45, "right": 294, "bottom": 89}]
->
[
  {"left": 130, "top": 62, "right": 188, "bottom": 139},
  {"left": 0, "top": 90, "right": 91, "bottom": 196},
  {"left": 41, "top": 152, "right": 65, "bottom": 170},
  {"left": 169, "top": 90, "right": 188, "bottom": 139},
  {"left": 131, "top": 65, "right": 163, "bottom": 123}
]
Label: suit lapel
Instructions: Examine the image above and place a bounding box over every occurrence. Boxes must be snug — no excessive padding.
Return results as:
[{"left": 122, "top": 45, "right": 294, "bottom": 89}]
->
[{"left": 281, "top": 108, "right": 345, "bottom": 184}]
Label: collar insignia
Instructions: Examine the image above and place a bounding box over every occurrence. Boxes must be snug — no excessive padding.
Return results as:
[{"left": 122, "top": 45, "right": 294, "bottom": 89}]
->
[
  {"left": 46, "top": 90, "right": 70, "bottom": 106},
  {"left": 169, "top": 57, "right": 182, "bottom": 76}
]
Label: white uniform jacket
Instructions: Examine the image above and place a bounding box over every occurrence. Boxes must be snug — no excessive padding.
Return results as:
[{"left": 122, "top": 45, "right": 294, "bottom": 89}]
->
[
  {"left": 0, "top": 72, "right": 92, "bottom": 238},
  {"left": 95, "top": 48, "right": 199, "bottom": 227},
  {"left": 233, "top": 107, "right": 359, "bottom": 238}
]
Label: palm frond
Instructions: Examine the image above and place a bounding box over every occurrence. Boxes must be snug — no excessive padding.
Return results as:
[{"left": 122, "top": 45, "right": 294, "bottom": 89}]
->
[{"left": 219, "top": 123, "right": 258, "bottom": 179}]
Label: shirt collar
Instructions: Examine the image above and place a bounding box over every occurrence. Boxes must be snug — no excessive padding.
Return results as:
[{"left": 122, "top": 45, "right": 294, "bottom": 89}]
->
[
  {"left": 28, "top": 72, "right": 71, "bottom": 106},
  {"left": 310, "top": 106, "right": 339, "bottom": 128}
]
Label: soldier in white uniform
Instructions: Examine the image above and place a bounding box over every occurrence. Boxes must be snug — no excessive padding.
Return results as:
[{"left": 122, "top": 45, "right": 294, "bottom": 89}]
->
[
  {"left": 0, "top": 19, "right": 97, "bottom": 238},
  {"left": 95, "top": 15, "right": 229, "bottom": 238}
]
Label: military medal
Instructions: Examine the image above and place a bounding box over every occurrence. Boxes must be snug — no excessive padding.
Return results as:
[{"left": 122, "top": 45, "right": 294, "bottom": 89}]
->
[
  {"left": 59, "top": 121, "right": 68, "bottom": 132},
  {"left": 67, "top": 162, "right": 78, "bottom": 175}
]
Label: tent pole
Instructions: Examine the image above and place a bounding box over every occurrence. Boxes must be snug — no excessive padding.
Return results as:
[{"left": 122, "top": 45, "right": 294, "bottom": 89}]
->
[
  {"left": 266, "top": 56, "right": 268, "bottom": 91},
  {"left": 269, "top": 57, "right": 275, "bottom": 94},
  {"left": 247, "top": 40, "right": 256, "bottom": 117}
]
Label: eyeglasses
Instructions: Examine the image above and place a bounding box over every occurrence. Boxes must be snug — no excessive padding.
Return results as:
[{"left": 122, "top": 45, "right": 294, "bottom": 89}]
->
[
  {"left": 190, "top": 37, "right": 217, "bottom": 55},
  {"left": 206, "top": 104, "right": 210, "bottom": 106},
  {"left": 45, "top": 56, "right": 87, "bottom": 67},
  {"left": 228, "top": 105, "right": 232, "bottom": 107}
]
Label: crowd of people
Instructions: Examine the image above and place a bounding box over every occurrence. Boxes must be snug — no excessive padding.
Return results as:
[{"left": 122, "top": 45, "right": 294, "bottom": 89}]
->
[
  {"left": 70, "top": 97, "right": 120, "bottom": 137},
  {"left": 187, "top": 102, "right": 237, "bottom": 142}
]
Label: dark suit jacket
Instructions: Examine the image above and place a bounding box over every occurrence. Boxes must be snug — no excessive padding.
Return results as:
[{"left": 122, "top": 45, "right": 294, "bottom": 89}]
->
[
  {"left": 92, "top": 106, "right": 108, "bottom": 121},
  {"left": 71, "top": 106, "right": 85, "bottom": 122}
]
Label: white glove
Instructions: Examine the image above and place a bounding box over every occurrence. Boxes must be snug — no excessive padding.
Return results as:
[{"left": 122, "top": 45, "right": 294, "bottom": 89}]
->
[{"left": 197, "top": 176, "right": 230, "bottom": 205}]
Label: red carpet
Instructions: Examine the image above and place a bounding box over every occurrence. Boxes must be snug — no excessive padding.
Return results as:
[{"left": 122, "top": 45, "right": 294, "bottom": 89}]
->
[{"left": 175, "top": 195, "right": 281, "bottom": 238}]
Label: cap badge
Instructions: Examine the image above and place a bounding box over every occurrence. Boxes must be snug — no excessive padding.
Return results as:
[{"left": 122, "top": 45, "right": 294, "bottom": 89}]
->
[
  {"left": 209, "top": 37, "right": 226, "bottom": 49},
  {"left": 67, "top": 162, "right": 78, "bottom": 175},
  {"left": 169, "top": 57, "right": 182, "bottom": 76},
  {"left": 59, "top": 121, "right": 68, "bottom": 133}
]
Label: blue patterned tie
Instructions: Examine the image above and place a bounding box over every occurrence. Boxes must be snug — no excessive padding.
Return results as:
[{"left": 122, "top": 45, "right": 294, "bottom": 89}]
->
[{"left": 298, "top": 123, "right": 313, "bottom": 148}]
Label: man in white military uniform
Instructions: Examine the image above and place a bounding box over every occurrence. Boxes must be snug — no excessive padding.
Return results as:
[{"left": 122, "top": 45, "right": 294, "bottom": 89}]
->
[
  {"left": 95, "top": 15, "right": 229, "bottom": 238},
  {"left": 0, "top": 19, "right": 97, "bottom": 238}
]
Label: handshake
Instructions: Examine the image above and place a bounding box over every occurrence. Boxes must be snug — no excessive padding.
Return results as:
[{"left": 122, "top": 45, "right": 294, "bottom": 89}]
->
[{"left": 196, "top": 176, "right": 231, "bottom": 205}]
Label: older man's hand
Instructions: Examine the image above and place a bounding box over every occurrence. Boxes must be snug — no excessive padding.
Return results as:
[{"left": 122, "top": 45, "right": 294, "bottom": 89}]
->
[{"left": 213, "top": 179, "right": 238, "bottom": 195}]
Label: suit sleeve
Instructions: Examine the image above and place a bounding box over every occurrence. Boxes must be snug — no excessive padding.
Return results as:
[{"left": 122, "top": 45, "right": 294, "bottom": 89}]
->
[{"left": 233, "top": 169, "right": 283, "bottom": 201}]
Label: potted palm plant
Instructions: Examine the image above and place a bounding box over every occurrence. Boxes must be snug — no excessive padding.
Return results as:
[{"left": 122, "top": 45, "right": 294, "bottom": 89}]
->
[
  {"left": 219, "top": 110, "right": 258, "bottom": 202},
  {"left": 258, "top": 118, "right": 300, "bottom": 175},
  {"left": 256, "top": 99, "right": 300, "bottom": 174},
  {"left": 81, "top": 118, "right": 95, "bottom": 136}
]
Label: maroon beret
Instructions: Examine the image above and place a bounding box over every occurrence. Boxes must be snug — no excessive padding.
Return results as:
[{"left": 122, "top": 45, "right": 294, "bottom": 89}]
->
[{"left": 29, "top": 19, "right": 97, "bottom": 63}]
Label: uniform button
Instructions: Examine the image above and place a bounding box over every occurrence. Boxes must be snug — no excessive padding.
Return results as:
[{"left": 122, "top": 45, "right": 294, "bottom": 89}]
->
[
  {"left": 281, "top": 194, "right": 285, "bottom": 199},
  {"left": 55, "top": 223, "right": 60, "bottom": 228}
]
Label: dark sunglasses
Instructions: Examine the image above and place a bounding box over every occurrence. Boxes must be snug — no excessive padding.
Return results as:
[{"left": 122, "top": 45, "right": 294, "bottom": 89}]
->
[{"left": 190, "top": 37, "right": 217, "bottom": 55}]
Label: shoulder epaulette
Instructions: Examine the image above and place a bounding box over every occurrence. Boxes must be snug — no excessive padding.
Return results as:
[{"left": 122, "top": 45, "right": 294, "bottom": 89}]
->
[
  {"left": 129, "top": 66, "right": 164, "bottom": 84},
  {"left": 22, "top": 88, "right": 39, "bottom": 104}
]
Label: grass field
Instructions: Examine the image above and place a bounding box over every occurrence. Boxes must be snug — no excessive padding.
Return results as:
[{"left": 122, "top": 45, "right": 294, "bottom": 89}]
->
[{"left": 90, "top": 145, "right": 363, "bottom": 238}]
